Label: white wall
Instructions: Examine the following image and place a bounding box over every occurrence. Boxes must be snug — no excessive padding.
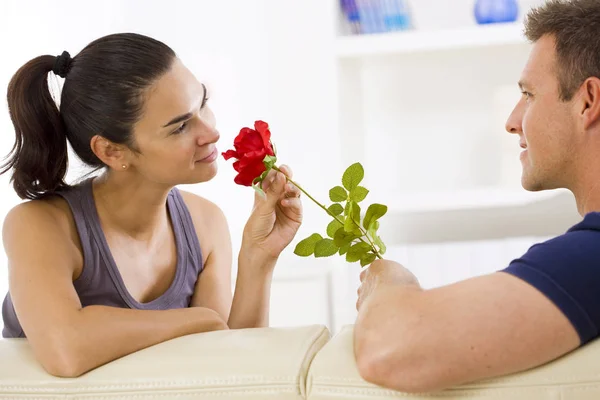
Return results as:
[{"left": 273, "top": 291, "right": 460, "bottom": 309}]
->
[
  {"left": 0, "top": 0, "right": 340, "bottom": 325},
  {"left": 0, "top": 0, "right": 572, "bottom": 333}
]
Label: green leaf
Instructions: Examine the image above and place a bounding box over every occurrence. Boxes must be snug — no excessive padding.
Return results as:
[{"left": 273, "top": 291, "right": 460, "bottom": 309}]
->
[
  {"left": 346, "top": 242, "right": 371, "bottom": 263},
  {"left": 328, "top": 203, "right": 344, "bottom": 216},
  {"left": 350, "top": 186, "right": 369, "bottom": 202},
  {"left": 259, "top": 169, "right": 269, "bottom": 181},
  {"left": 293, "top": 233, "right": 323, "bottom": 257},
  {"left": 344, "top": 202, "right": 353, "bottom": 233},
  {"left": 334, "top": 228, "right": 360, "bottom": 247},
  {"left": 342, "top": 163, "right": 365, "bottom": 191},
  {"left": 360, "top": 253, "right": 377, "bottom": 267},
  {"left": 375, "top": 235, "right": 387, "bottom": 255},
  {"left": 346, "top": 251, "right": 361, "bottom": 263},
  {"left": 367, "top": 220, "right": 380, "bottom": 239},
  {"left": 339, "top": 242, "right": 351, "bottom": 256},
  {"left": 253, "top": 170, "right": 269, "bottom": 186},
  {"left": 252, "top": 182, "right": 266, "bottom": 198},
  {"left": 344, "top": 201, "right": 362, "bottom": 234},
  {"left": 327, "top": 219, "right": 343, "bottom": 238},
  {"left": 329, "top": 186, "right": 348, "bottom": 202},
  {"left": 263, "top": 154, "right": 277, "bottom": 169},
  {"left": 344, "top": 202, "right": 355, "bottom": 232},
  {"left": 363, "top": 203, "right": 388, "bottom": 230},
  {"left": 314, "top": 239, "right": 339, "bottom": 258}
]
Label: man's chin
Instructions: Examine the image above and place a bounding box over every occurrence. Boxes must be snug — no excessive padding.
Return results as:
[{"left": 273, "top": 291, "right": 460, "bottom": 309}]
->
[
  {"left": 521, "top": 173, "right": 544, "bottom": 192},
  {"left": 521, "top": 175, "right": 558, "bottom": 192}
]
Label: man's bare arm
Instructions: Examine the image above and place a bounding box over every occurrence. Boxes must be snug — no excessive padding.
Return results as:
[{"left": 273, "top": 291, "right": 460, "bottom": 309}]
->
[{"left": 354, "top": 261, "right": 579, "bottom": 393}]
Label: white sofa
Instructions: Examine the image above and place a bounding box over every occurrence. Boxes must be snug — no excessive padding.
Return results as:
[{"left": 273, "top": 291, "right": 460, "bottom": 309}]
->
[{"left": 2, "top": 325, "right": 600, "bottom": 399}]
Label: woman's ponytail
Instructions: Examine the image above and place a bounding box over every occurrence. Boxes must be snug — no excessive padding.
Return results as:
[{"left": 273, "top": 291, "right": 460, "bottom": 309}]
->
[
  {"left": 1, "top": 34, "right": 177, "bottom": 200},
  {"left": 1, "top": 55, "right": 69, "bottom": 200}
]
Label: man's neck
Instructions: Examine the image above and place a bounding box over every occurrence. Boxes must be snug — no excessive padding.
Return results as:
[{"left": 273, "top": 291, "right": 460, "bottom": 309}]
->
[{"left": 571, "top": 170, "right": 600, "bottom": 216}]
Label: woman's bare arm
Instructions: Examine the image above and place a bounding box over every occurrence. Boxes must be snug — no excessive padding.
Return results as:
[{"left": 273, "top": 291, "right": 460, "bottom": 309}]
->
[{"left": 4, "top": 202, "right": 228, "bottom": 378}]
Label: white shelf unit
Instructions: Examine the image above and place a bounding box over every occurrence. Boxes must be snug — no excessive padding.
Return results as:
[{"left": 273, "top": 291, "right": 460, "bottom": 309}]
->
[
  {"left": 333, "top": 9, "right": 581, "bottom": 246},
  {"left": 336, "top": 22, "right": 527, "bottom": 58}
]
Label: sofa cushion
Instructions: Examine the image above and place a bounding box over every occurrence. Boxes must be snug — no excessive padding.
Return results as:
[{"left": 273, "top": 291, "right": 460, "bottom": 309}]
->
[
  {"left": 307, "top": 325, "right": 600, "bottom": 399},
  {"left": 0, "top": 325, "right": 330, "bottom": 399}
]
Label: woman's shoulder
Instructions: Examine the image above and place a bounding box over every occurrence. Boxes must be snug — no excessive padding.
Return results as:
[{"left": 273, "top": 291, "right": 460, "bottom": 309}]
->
[
  {"left": 6, "top": 195, "right": 70, "bottom": 225},
  {"left": 3, "top": 195, "right": 82, "bottom": 255},
  {"left": 176, "top": 189, "right": 228, "bottom": 224},
  {"left": 175, "top": 190, "right": 230, "bottom": 258}
]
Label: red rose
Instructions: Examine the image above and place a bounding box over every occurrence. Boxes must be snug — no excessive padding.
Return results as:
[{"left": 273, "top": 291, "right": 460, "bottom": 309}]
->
[{"left": 222, "top": 120, "right": 276, "bottom": 186}]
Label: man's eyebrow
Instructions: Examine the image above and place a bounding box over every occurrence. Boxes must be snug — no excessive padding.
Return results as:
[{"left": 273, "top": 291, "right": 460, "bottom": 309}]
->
[{"left": 518, "top": 80, "right": 531, "bottom": 91}]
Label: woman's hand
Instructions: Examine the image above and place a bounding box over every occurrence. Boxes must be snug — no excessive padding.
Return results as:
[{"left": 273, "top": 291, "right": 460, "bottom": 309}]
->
[{"left": 242, "top": 165, "right": 303, "bottom": 262}]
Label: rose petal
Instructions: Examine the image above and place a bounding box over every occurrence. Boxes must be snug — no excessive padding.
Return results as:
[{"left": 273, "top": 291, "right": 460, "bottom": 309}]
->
[
  {"left": 254, "top": 121, "right": 275, "bottom": 156},
  {"left": 234, "top": 128, "right": 264, "bottom": 154},
  {"left": 254, "top": 120, "right": 270, "bottom": 138},
  {"left": 265, "top": 142, "right": 275, "bottom": 156},
  {"left": 227, "top": 121, "right": 277, "bottom": 187},
  {"left": 232, "top": 160, "right": 242, "bottom": 173},
  {"left": 234, "top": 160, "right": 267, "bottom": 186},
  {"left": 222, "top": 149, "right": 239, "bottom": 161},
  {"left": 237, "top": 149, "right": 267, "bottom": 169}
]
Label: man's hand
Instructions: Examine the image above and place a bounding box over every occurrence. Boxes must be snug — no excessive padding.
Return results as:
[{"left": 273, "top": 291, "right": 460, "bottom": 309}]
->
[{"left": 357, "top": 259, "right": 420, "bottom": 310}]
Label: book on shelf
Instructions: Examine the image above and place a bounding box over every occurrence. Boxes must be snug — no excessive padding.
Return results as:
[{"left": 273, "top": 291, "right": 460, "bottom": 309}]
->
[{"left": 340, "top": 0, "right": 413, "bottom": 35}]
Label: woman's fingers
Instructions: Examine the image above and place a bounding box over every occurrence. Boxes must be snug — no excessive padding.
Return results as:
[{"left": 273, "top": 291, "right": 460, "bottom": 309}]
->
[
  {"left": 284, "top": 183, "right": 301, "bottom": 198},
  {"left": 278, "top": 164, "right": 293, "bottom": 180}
]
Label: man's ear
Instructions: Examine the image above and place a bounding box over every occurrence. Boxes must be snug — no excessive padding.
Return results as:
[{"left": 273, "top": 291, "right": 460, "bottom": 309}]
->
[
  {"left": 579, "top": 77, "right": 600, "bottom": 131},
  {"left": 90, "top": 135, "right": 129, "bottom": 170}
]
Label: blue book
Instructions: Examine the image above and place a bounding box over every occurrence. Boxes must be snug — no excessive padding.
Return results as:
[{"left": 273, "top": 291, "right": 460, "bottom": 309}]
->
[
  {"left": 340, "top": 0, "right": 362, "bottom": 34},
  {"left": 357, "top": 0, "right": 385, "bottom": 34},
  {"left": 380, "top": 0, "right": 412, "bottom": 31}
]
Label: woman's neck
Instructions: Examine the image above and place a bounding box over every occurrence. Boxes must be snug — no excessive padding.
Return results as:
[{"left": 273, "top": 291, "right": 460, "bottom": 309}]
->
[{"left": 91, "top": 172, "right": 173, "bottom": 242}]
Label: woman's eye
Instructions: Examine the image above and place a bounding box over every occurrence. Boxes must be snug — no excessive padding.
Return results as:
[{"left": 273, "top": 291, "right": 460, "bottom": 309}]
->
[{"left": 173, "top": 121, "right": 188, "bottom": 134}]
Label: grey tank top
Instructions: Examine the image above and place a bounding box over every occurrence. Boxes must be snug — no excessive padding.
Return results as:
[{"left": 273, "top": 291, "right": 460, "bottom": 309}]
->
[{"left": 1, "top": 178, "right": 204, "bottom": 338}]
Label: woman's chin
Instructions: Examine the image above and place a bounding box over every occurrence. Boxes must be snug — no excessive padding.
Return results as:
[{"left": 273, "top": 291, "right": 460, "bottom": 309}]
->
[{"left": 187, "top": 164, "right": 219, "bottom": 184}]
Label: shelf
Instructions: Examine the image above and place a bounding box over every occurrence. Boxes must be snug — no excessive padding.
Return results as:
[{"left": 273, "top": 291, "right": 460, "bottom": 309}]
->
[
  {"left": 388, "top": 187, "right": 570, "bottom": 214},
  {"left": 336, "top": 22, "right": 528, "bottom": 59}
]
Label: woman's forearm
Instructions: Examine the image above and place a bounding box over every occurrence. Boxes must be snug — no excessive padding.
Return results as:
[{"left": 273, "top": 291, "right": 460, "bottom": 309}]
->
[
  {"left": 228, "top": 249, "right": 276, "bottom": 329},
  {"left": 42, "top": 306, "right": 227, "bottom": 377}
]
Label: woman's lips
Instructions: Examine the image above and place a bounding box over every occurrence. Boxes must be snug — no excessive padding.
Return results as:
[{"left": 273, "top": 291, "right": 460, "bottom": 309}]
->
[{"left": 197, "top": 148, "right": 218, "bottom": 163}]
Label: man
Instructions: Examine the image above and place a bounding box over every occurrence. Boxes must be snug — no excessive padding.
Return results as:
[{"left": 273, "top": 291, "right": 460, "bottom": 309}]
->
[{"left": 354, "top": 0, "right": 600, "bottom": 393}]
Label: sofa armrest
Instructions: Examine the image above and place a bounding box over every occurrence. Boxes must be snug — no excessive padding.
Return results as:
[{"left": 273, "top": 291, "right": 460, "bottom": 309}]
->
[
  {"left": 0, "top": 325, "right": 330, "bottom": 399},
  {"left": 307, "top": 325, "right": 600, "bottom": 400}
]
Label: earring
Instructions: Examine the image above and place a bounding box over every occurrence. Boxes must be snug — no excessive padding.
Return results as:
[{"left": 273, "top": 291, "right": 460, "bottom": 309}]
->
[{"left": 121, "top": 164, "right": 127, "bottom": 170}]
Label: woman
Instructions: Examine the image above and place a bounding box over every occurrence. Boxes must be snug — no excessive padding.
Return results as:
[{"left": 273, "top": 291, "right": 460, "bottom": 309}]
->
[{"left": 0, "top": 33, "right": 303, "bottom": 377}]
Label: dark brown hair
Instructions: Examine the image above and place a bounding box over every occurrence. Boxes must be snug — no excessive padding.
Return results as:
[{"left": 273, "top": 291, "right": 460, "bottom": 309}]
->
[
  {"left": 524, "top": 0, "right": 600, "bottom": 101},
  {"left": 1, "top": 33, "right": 176, "bottom": 200}
]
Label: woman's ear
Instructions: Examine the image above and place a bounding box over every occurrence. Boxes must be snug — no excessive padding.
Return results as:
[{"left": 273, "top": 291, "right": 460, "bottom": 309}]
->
[{"left": 90, "top": 135, "right": 130, "bottom": 170}]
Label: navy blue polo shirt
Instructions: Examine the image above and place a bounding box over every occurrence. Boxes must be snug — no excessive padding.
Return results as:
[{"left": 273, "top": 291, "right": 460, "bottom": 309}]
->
[{"left": 502, "top": 212, "right": 600, "bottom": 344}]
